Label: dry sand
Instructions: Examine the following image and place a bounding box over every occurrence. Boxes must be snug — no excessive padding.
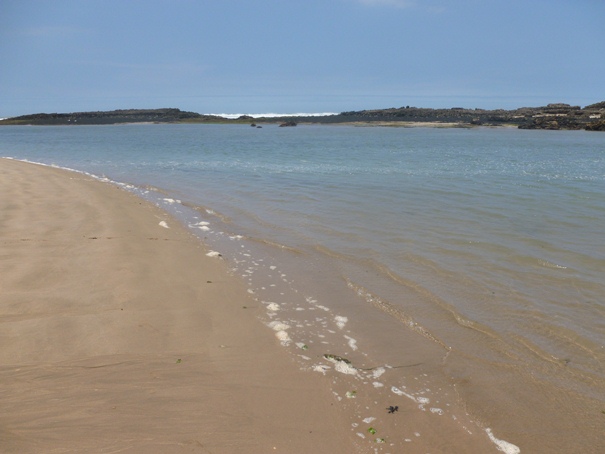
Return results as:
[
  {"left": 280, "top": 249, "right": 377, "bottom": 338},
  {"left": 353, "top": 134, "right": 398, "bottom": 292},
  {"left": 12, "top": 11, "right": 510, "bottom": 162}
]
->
[{"left": 0, "top": 158, "right": 356, "bottom": 453}]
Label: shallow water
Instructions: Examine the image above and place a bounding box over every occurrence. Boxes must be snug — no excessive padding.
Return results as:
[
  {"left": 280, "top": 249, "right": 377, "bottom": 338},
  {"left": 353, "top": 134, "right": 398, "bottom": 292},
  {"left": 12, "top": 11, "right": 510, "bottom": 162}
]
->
[{"left": 2, "top": 124, "right": 604, "bottom": 452}]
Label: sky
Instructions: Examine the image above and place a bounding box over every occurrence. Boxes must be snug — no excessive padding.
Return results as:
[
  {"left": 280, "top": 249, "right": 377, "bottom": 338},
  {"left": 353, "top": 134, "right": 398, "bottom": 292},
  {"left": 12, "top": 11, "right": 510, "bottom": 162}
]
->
[{"left": 1, "top": 0, "right": 604, "bottom": 117}]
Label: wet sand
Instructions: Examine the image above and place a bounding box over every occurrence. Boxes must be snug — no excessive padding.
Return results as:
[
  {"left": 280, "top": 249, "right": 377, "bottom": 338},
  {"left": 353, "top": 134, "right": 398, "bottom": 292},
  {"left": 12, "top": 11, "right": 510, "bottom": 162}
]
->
[{"left": 0, "top": 158, "right": 354, "bottom": 453}]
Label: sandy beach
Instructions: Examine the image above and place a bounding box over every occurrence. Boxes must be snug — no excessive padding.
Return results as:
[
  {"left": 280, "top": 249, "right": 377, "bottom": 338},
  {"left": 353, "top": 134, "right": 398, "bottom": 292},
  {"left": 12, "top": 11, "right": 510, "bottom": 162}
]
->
[{"left": 0, "top": 158, "right": 355, "bottom": 453}]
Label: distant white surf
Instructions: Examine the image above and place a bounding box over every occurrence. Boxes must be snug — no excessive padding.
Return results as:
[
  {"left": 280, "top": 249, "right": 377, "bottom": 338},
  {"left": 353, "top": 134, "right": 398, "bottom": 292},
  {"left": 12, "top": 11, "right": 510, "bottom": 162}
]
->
[{"left": 208, "top": 112, "right": 339, "bottom": 119}]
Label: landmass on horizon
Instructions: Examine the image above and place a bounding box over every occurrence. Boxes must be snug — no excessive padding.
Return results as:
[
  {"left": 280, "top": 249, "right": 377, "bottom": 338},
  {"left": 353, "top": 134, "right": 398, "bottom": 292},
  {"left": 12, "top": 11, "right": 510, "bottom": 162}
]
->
[{"left": 2, "top": 102, "right": 604, "bottom": 131}]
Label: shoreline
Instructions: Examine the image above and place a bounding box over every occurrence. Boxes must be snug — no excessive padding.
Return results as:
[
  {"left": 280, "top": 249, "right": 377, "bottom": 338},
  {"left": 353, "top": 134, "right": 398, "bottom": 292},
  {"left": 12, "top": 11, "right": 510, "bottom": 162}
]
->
[
  {"left": 0, "top": 158, "right": 517, "bottom": 453},
  {"left": 1, "top": 126, "right": 603, "bottom": 452},
  {"left": 0, "top": 158, "right": 355, "bottom": 453}
]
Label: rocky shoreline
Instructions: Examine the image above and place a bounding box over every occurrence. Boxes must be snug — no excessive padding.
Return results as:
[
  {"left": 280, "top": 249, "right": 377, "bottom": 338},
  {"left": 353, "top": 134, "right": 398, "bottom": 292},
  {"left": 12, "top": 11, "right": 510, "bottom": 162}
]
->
[
  {"left": 2, "top": 102, "right": 604, "bottom": 130},
  {"left": 310, "top": 101, "right": 605, "bottom": 131},
  {"left": 0, "top": 108, "right": 224, "bottom": 126}
]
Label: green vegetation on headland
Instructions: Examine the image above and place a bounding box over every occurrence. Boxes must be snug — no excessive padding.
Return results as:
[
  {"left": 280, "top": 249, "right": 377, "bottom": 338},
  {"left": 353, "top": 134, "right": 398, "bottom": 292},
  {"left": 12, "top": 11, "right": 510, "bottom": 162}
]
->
[{"left": 2, "top": 102, "right": 604, "bottom": 130}]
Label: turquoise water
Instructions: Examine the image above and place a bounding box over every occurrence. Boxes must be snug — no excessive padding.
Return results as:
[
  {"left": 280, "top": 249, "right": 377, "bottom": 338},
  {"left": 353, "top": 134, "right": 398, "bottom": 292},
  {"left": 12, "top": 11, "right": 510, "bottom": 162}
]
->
[{"left": 2, "top": 124, "right": 604, "bottom": 451}]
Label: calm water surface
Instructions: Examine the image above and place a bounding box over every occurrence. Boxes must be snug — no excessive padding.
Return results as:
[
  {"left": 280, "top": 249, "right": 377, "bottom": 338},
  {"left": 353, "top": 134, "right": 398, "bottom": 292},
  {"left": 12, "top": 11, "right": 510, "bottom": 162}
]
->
[{"left": 2, "top": 124, "right": 604, "bottom": 452}]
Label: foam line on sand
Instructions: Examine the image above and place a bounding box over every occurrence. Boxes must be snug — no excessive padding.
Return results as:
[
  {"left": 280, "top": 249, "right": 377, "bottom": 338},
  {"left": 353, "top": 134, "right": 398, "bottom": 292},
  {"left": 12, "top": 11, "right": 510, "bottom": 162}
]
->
[{"left": 0, "top": 158, "right": 353, "bottom": 453}]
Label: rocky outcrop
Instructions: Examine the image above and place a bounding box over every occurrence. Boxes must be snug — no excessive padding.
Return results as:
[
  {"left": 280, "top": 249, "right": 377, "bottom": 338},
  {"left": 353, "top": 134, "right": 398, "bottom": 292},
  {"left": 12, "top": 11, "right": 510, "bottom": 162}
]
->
[
  {"left": 585, "top": 101, "right": 605, "bottom": 110},
  {"left": 278, "top": 121, "right": 297, "bottom": 127},
  {"left": 332, "top": 102, "right": 605, "bottom": 130},
  {"left": 0, "top": 108, "right": 223, "bottom": 125},
  {"left": 585, "top": 120, "right": 605, "bottom": 131}
]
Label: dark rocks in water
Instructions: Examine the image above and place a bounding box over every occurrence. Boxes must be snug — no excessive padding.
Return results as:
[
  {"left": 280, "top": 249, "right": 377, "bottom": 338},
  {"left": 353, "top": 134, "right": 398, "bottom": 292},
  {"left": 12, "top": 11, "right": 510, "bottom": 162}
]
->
[
  {"left": 519, "top": 118, "right": 561, "bottom": 130},
  {"left": 279, "top": 121, "right": 297, "bottom": 127},
  {"left": 337, "top": 101, "right": 605, "bottom": 131},
  {"left": 250, "top": 123, "right": 256, "bottom": 127},
  {"left": 585, "top": 120, "right": 605, "bottom": 131},
  {"left": 513, "top": 103, "right": 602, "bottom": 130},
  {"left": 238, "top": 115, "right": 254, "bottom": 120},
  {"left": 516, "top": 103, "right": 584, "bottom": 130}
]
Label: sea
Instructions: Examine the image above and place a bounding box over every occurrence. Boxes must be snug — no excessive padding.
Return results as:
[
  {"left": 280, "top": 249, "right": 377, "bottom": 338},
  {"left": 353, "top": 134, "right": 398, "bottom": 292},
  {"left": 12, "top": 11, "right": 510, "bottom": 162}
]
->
[{"left": 1, "top": 123, "right": 604, "bottom": 452}]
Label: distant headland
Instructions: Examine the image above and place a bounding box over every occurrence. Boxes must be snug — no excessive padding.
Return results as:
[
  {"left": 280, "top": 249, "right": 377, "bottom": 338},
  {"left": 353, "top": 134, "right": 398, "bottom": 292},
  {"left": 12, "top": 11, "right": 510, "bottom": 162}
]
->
[{"left": 1, "top": 102, "right": 604, "bottom": 130}]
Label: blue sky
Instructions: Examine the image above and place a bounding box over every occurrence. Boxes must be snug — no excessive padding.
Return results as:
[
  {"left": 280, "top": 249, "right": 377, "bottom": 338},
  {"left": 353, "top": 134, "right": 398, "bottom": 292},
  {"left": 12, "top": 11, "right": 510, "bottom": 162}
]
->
[{"left": 1, "top": 0, "right": 604, "bottom": 117}]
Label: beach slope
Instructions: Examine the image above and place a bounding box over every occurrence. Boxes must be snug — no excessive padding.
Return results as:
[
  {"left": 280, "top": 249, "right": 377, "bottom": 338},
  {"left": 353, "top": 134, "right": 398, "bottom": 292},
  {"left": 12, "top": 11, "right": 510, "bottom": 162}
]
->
[{"left": 0, "top": 158, "right": 354, "bottom": 453}]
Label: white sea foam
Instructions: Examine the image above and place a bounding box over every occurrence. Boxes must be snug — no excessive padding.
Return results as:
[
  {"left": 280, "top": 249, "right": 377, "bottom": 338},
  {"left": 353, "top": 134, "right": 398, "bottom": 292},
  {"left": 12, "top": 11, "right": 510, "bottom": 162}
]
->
[
  {"left": 344, "top": 335, "right": 358, "bottom": 351},
  {"left": 208, "top": 112, "right": 338, "bottom": 119},
  {"left": 323, "top": 354, "right": 358, "bottom": 375},
  {"left": 335, "top": 315, "right": 348, "bottom": 329},
  {"left": 372, "top": 367, "right": 386, "bottom": 378},
  {"left": 275, "top": 330, "right": 291, "bottom": 345},
  {"left": 391, "top": 385, "right": 430, "bottom": 406},
  {"left": 313, "top": 365, "right": 329, "bottom": 375},
  {"left": 391, "top": 386, "right": 407, "bottom": 396},
  {"left": 191, "top": 221, "right": 210, "bottom": 231},
  {"left": 265, "top": 302, "right": 280, "bottom": 311},
  {"left": 538, "top": 259, "right": 567, "bottom": 269},
  {"left": 485, "top": 428, "right": 521, "bottom": 454},
  {"left": 334, "top": 360, "right": 357, "bottom": 375},
  {"left": 268, "top": 321, "right": 290, "bottom": 331}
]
